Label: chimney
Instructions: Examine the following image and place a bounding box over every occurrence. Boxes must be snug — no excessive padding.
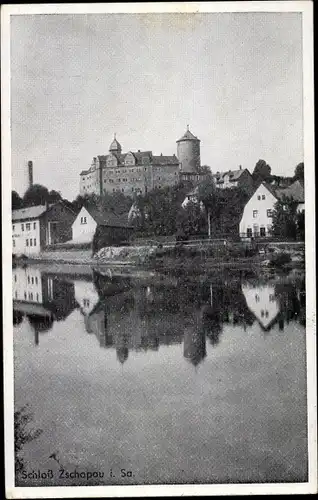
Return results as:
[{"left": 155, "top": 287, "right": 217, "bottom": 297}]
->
[{"left": 28, "top": 161, "right": 33, "bottom": 188}]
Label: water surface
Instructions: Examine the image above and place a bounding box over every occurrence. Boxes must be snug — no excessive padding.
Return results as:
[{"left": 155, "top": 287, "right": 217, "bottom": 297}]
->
[{"left": 13, "top": 264, "right": 307, "bottom": 486}]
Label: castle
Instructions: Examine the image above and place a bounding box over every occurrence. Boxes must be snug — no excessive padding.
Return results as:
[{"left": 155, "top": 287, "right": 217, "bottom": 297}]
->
[{"left": 79, "top": 127, "right": 205, "bottom": 197}]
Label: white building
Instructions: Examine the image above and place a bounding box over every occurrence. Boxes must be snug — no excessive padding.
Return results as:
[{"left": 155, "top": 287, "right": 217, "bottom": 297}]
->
[
  {"left": 242, "top": 283, "right": 280, "bottom": 330},
  {"left": 12, "top": 266, "right": 43, "bottom": 303},
  {"left": 71, "top": 205, "right": 133, "bottom": 245},
  {"left": 12, "top": 206, "right": 46, "bottom": 255},
  {"left": 73, "top": 280, "right": 99, "bottom": 316},
  {"left": 239, "top": 180, "right": 305, "bottom": 238},
  {"left": 12, "top": 202, "right": 76, "bottom": 255},
  {"left": 181, "top": 186, "right": 205, "bottom": 210}
]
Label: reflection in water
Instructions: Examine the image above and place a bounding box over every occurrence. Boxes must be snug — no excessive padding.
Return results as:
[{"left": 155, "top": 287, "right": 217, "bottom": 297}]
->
[
  {"left": 13, "top": 266, "right": 306, "bottom": 362},
  {"left": 13, "top": 265, "right": 307, "bottom": 486}
]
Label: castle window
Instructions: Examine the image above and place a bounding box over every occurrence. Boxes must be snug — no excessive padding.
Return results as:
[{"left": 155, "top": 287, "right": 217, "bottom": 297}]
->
[
  {"left": 253, "top": 210, "right": 258, "bottom": 218},
  {"left": 257, "top": 195, "right": 261, "bottom": 200},
  {"left": 262, "top": 195, "right": 266, "bottom": 200},
  {"left": 30, "top": 239, "right": 33, "bottom": 246},
  {"left": 26, "top": 239, "right": 29, "bottom": 246},
  {"left": 34, "top": 238, "right": 36, "bottom": 246}
]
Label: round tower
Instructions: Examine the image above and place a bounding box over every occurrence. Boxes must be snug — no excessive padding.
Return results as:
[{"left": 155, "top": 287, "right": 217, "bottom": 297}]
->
[
  {"left": 109, "top": 133, "right": 122, "bottom": 154},
  {"left": 176, "top": 126, "right": 201, "bottom": 173}
]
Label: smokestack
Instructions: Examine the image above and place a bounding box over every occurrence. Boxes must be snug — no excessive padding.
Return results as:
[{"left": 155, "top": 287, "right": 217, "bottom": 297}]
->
[{"left": 28, "top": 161, "right": 33, "bottom": 188}]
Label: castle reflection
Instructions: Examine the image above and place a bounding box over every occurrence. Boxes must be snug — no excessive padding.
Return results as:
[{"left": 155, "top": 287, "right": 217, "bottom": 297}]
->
[{"left": 13, "top": 266, "right": 306, "bottom": 362}]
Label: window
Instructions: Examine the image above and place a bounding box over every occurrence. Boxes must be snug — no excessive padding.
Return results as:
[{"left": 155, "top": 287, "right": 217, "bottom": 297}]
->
[
  {"left": 26, "top": 223, "right": 31, "bottom": 230},
  {"left": 33, "top": 222, "right": 36, "bottom": 229},
  {"left": 34, "top": 238, "right": 36, "bottom": 246},
  {"left": 31, "top": 277, "right": 34, "bottom": 284},
  {"left": 80, "top": 217, "right": 87, "bottom": 224},
  {"left": 269, "top": 294, "right": 275, "bottom": 302},
  {"left": 36, "top": 293, "right": 39, "bottom": 302},
  {"left": 35, "top": 277, "right": 38, "bottom": 284},
  {"left": 13, "top": 239, "right": 16, "bottom": 247},
  {"left": 261, "top": 310, "right": 265, "bottom": 317},
  {"left": 246, "top": 228, "right": 252, "bottom": 238},
  {"left": 14, "top": 274, "right": 17, "bottom": 282},
  {"left": 21, "top": 224, "right": 24, "bottom": 231},
  {"left": 30, "top": 239, "right": 33, "bottom": 246},
  {"left": 26, "top": 239, "right": 29, "bottom": 247},
  {"left": 267, "top": 209, "right": 273, "bottom": 218},
  {"left": 262, "top": 195, "right": 265, "bottom": 200},
  {"left": 28, "top": 276, "right": 30, "bottom": 284},
  {"left": 253, "top": 210, "right": 258, "bottom": 218},
  {"left": 13, "top": 224, "right": 15, "bottom": 231},
  {"left": 30, "top": 292, "right": 33, "bottom": 301},
  {"left": 260, "top": 227, "right": 266, "bottom": 237},
  {"left": 24, "top": 292, "right": 27, "bottom": 299},
  {"left": 257, "top": 195, "right": 261, "bottom": 200},
  {"left": 83, "top": 299, "right": 90, "bottom": 307},
  {"left": 255, "top": 294, "right": 260, "bottom": 302}
]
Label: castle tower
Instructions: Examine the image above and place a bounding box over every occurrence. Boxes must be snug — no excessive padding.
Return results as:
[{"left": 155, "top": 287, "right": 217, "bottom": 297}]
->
[
  {"left": 109, "top": 133, "right": 122, "bottom": 154},
  {"left": 176, "top": 126, "right": 201, "bottom": 173}
]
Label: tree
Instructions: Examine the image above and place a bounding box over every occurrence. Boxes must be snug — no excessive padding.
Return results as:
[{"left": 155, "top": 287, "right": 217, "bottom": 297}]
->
[
  {"left": 12, "top": 190, "right": 23, "bottom": 210},
  {"left": 252, "top": 159, "right": 272, "bottom": 183},
  {"left": 23, "top": 184, "right": 49, "bottom": 207},
  {"left": 198, "top": 165, "right": 212, "bottom": 177},
  {"left": 47, "top": 190, "right": 62, "bottom": 204},
  {"left": 294, "top": 162, "right": 304, "bottom": 181},
  {"left": 271, "top": 197, "right": 298, "bottom": 240},
  {"left": 176, "top": 202, "right": 206, "bottom": 240}
]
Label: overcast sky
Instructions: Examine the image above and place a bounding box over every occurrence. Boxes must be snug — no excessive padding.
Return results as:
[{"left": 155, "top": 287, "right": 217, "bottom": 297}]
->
[{"left": 11, "top": 12, "right": 303, "bottom": 200}]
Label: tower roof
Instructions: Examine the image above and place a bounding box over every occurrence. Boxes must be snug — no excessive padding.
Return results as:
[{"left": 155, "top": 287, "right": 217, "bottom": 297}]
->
[
  {"left": 109, "top": 134, "right": 122, "bottom": 152},
  {"left": 176, "top": 125, "right": 200, "bottom": 143}
]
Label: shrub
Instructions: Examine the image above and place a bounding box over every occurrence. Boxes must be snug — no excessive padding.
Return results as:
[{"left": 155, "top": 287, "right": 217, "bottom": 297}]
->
[{"left": 269, "top": 252, "right": 292, "bottom": 267}]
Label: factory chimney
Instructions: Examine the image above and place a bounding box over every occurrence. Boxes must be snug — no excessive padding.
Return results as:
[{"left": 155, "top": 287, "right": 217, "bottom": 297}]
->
[{"left": 28, "top": 161, "right": 33, "bottom": 189}]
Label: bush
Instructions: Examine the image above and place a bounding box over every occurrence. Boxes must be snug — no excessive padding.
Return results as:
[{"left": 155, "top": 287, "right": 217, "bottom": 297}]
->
[{"left": 269, "top": 252, "right": 292, "bottom": 267}]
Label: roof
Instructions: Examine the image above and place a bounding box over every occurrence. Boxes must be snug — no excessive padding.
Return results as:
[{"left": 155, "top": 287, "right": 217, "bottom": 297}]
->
[
  {"left": 213, "top": 168, "right": 249, "bottom": 182},
  {"left": 84, "top": 205, "right": 133, "bottom": 228},
  {"left": 12, "top": 205, "right": 47, "bottom": 221},
  {"left": 275, "top": 180, "right": 304, "bottom": 202},
  {"left": 80, "top": 168, "right": 91, "bottom": 175},
  {"left": 152, "top": 154, "right": 179, "bottom": 165},
  {"left": 176, "top": 127, "right": 199, "bottom": 143},
  {"left": 109, "top": 136, "right": 122, "bottom": 151}
]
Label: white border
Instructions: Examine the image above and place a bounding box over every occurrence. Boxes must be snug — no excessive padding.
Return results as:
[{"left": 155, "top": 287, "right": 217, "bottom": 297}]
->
[{"left": 2, "top": 2, "right": 316, "bottom": 498}]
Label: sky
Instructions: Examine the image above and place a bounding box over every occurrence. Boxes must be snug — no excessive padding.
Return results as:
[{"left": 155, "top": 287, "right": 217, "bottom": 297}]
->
[{"left": 11, "top": 12, "right": 303, "bottom": 200}]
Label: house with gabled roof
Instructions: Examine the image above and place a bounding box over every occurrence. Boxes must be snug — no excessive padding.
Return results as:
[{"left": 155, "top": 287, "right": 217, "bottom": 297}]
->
[
  {"left": 213, "top": 167, "right": 254, "bottom": 195},
  {"left": 71, "top": 204, "right": 134, "bottom": 248},
  {"left": 239, "top": 180, "right": 305, "bottom": 238},
  {"left": 12, "top": 201, "right": 77, "bottom": 255}
]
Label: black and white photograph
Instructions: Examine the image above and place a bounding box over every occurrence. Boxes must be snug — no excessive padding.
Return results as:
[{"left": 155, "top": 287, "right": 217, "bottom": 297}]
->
[{"left": 2, "top": 2, "right": 316, "bottom": 497}]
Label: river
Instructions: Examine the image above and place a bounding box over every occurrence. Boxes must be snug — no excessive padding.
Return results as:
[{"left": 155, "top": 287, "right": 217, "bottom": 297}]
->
[{"left": 13, "top": 264, "right": 307, "bottom": 486}]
